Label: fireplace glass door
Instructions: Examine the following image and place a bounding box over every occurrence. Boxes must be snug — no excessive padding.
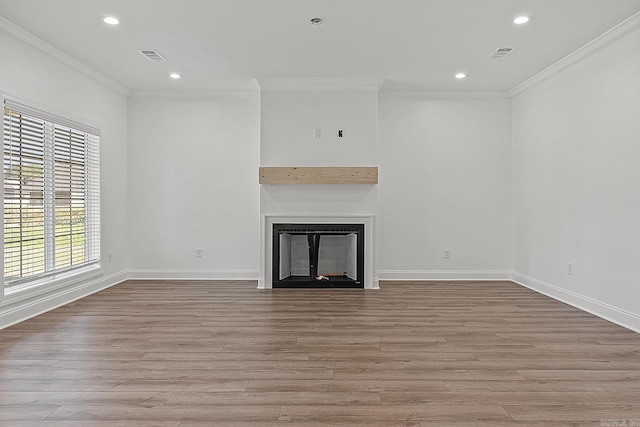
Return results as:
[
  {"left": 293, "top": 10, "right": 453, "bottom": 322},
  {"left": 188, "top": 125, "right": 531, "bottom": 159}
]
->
[{"left": 272, "top": 223, "right": 364, "bottom": 288}]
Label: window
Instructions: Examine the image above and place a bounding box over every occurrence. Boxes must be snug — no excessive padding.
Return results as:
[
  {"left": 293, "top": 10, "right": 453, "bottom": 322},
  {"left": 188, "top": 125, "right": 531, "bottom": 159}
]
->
[{"left": 3, "top": 99, "right": 100, "bottom": 288}]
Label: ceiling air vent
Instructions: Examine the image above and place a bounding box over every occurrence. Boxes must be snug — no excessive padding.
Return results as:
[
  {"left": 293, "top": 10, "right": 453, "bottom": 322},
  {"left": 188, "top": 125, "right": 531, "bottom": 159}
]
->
[
  {"left": 488, "top": 47, "right": 516, "bottom": 59},
  {"left": 139, "top": 49, "right": 167, "bottom": 62}
]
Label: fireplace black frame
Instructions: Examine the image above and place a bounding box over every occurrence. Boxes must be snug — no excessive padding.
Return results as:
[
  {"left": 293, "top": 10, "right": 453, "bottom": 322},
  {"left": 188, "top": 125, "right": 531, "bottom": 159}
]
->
[{"left": 272, "top": 223, "right": 365, "bottom": 288}]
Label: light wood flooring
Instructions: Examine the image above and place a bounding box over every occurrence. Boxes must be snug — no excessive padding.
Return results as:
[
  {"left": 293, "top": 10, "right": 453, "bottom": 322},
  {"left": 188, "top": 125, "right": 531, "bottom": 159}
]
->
[{"left": 1, "top": 280, "right": 640, "bottom": 426}]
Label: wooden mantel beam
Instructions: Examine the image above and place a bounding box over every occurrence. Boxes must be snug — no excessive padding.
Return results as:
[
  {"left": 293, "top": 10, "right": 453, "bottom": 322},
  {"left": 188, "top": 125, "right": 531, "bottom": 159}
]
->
[{"left": 259, "top": 167, "right": 378, "bottom": 184}]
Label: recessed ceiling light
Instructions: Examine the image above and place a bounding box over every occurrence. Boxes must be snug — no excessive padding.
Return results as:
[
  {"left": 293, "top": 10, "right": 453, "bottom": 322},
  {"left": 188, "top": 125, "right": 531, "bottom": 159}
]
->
[
  {"left": 310, "top": 17, "right": 323, "bottom": 25},
  {"left": 455, "top": 73, "right": 468, "bottom": 79},
  {"left": 169, "top": 73, "right": 182, "bottom": 79},
  {"left": 101, "top": 16, "right": 120, "bottom": 25},
  {"left": 514, "top": 16, "right": 531, "bottom": 25}
]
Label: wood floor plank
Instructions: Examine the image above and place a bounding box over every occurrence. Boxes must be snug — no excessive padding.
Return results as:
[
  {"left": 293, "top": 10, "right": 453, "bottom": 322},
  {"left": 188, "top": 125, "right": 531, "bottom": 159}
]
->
[
  {"left": 334, "top": 368, "right": 525, "bottom": 381},
  {"left": 379, "top": 391, "right": 598, "bottom": 405},
  {"left": 0, "top": 368, "right": 152, "bottom": 381},
  {"left": 418, "top": 422, "right": 604, "bottom": 427},
  {"left": 166, "top": 391, "right": 382, "bottom": 405},
  {"left": 278, "top": 403, "right": 512, "bottom": 422},
  {"left": 245, "top": 379, "right": 448, "bottom": 393},
  {"left": 49, "top": 359, "right": 231, "bottom": 370},
  {"left": 45, "top": 404, "right": 282, "bottom": 422},
  {"left": 587, "top": 390, "right": 640, "bottom": 404},
  {"left": 504, "top": 404, "right": 640, "bottom": 422},
  {"left": 0, "top": 404, "right": 60, "bottom": 421},
  {"left": 0, "top": 391, "right": 173, "bottom": 406},
  {"left": 142, "top": 351, "right": 310, "bottom": 361},
  {"left": 444, "top": 380, "right": 640, "bottom": 392},
  {"left": 179, "top": 421, "right": 424, "bottom": 427},
  {"left": 43, "top": 379, "right": 249, "bottom": 393},
  {"left": 144, "top": 368, "right": 335, "bottom": 381},
  {"left": 1, "top": 279, "right": 639, "bottom": 425},
  {"left": 0, "top": 380, "right": 56, "bottom": 392},
  {"left": 3, "top": 423, "right": 180, "bottom": 427},
  {"left": 517, "top": 369, "right": 640, "bottom": 381}
]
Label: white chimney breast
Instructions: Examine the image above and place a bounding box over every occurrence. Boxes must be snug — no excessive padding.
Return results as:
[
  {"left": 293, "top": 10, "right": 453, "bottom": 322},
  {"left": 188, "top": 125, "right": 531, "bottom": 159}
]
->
[{"left": 256, "top": 79, "right": 381, "bottom": 289}]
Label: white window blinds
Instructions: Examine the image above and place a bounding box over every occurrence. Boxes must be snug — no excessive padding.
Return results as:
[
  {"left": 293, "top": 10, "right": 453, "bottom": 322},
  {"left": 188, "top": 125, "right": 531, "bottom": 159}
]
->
[{"left": 3, "top": 99, "right": 100, "bottom": 287}]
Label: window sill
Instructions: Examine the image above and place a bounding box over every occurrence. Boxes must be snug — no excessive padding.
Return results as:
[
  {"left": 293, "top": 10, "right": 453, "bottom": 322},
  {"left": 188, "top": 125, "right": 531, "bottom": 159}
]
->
[{"left": 2, "top": 265, "right": 103, "bottom": 306}]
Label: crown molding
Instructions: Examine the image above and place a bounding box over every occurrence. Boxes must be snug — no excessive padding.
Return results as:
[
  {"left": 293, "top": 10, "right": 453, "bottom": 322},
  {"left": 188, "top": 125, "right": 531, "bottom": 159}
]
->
[
  {"left": 510, "top": 11, "right": 640, "bottom": 97},
  {"left": 254, "top": 78, "right": 385, "bottom": 92},
  {"left": 129, "top": 89, "right": 259, "bottom": 99},
  {"left": 0, "top": 16, "right": 131, "bottom": 97},
  {"left": 380, "top": 91, "right": 510, "bottom": 99}
]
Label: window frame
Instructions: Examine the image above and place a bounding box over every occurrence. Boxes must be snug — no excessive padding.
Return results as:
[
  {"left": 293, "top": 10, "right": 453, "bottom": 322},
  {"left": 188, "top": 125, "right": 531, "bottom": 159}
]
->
[{"left": 2, "top": 95, "right": 102, "bottom": 297}]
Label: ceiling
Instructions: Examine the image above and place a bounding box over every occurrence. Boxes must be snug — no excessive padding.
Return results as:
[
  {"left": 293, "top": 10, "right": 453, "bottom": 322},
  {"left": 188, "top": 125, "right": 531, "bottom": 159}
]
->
[{"left": 1, "top": 0, "right": 640, "bottom": 93}]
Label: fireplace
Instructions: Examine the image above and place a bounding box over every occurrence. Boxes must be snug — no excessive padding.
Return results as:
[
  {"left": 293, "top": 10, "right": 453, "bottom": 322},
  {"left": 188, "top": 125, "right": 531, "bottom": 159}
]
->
[
  {"left": 260, "top": 215, "right": 377, "bottom": 289},
  {"left": 272, "top": 223, "right": 364, "bottom": 288}
]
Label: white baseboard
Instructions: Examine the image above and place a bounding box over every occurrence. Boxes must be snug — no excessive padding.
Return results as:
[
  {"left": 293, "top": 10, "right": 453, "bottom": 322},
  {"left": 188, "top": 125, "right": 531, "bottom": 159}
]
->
[
  {"left": 0, "top": 270, "right": 128, "bottom": 330},
  {"left": 4, "top": 268, "right": 638, "bottom": 334},
  {"left": 0, "top": 269, "right": 258, "bottom": 329},
  {"left": 127, "top": 269, "right": 259, "bottom": 281},
  {"left": 511, "top": 272, "right": 640, "bottom": 333},
  {"left": 377, "top": 270, "right": 512, "bottom": 281}
]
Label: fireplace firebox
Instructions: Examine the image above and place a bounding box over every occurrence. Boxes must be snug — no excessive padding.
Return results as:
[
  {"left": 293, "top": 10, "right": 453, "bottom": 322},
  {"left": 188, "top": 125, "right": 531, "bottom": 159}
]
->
[{"left": 272, "top": 223, "right": 364, "bottom": 288}]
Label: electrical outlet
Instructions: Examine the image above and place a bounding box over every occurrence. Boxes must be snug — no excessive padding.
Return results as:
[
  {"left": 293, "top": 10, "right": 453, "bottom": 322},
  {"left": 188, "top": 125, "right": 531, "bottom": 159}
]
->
[
  {"left": 108, "top": 252, "right": 112, "bottom": 262},
  {"left": 444, "top": 249, "right": 451, "bottom": 259},
  {"left": 568, "top": 263, "right": 573, "bottom": 275},
  {"left": 313, "top": 128, "right": 321, "bottom": 138},
  {"left": 196, "top": 248, "right": 203, "bottom": 258},
  {"left": 338, "top": 129, "right": 344, "bottom": 138}
]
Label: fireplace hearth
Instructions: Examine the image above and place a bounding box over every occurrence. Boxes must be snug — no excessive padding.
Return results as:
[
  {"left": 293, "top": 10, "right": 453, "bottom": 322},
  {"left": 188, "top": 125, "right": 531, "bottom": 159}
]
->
[{"left": 272, "top": 223, "right": 364, "bottom": 288}]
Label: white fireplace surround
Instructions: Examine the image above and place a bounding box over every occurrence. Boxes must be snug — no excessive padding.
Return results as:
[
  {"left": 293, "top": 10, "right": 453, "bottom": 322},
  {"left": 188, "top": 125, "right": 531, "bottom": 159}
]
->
[{"left": 259, "top": 215, "right": 378, "bottom": 289}]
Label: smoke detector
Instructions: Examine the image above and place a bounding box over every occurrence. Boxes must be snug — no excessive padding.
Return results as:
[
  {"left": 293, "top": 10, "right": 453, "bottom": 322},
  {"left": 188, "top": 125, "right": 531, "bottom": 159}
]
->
[
  {"left": 139, "top": 49, "right": 167, "bottom": 62},
  {"left": 488, "top": 47, "right": 516, "bottom": 59}
]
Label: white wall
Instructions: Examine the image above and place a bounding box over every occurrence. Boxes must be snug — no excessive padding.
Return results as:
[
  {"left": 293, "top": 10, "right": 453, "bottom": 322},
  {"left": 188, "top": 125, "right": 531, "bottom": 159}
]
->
[
  {"left": 259, "top": 86, "right": 380, "bottom": 217},
  {"left": 377, "top": 95, "right": 512, "bottom": 279},
  {"left": 260, "top": 89, "right": 378, "bottom": 167},
  {"left": 512, "top": 28, "right": 640, "bottom": 330},
  {"left": 0, "top": 25, "right": 129, "bottom": 327},
  {"left": 127, "top": 95, "right": 260, "bottom": 279}
]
